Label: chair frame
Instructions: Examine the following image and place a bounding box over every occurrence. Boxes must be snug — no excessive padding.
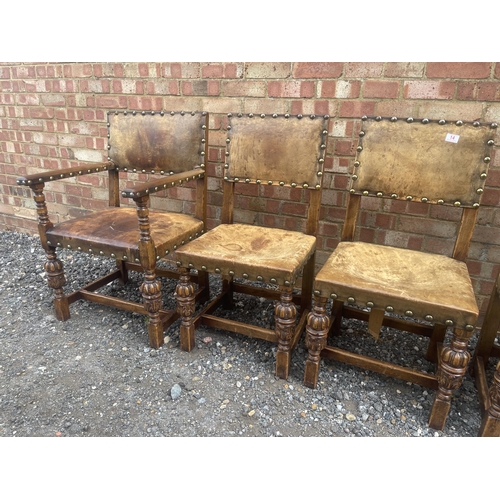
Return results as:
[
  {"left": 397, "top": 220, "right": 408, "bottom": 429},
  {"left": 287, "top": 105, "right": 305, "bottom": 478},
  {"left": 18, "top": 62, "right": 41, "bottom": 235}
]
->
[
  {"left": 17, "top": 110, "right": 210, "bottom": 348},
  {"left": 304, "top": 115, "right": 497, "bottom": 431},
  {"left": 472, "top": 271, "right": 500, "bottom": 436},
  {"left": 175, "top": 112, "right": 330, "bottom": 379}
]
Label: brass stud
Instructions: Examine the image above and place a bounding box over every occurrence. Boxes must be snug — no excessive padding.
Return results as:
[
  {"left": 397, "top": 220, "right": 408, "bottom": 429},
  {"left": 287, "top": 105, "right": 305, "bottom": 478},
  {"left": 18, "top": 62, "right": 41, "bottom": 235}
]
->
[
  {"left": 176, "top": 261, "right": 182, "bottom": 266},
  {"left": 405, "top": 310, "right": 414, "bottom": 317},
  {"left": 487, "top": 140, "right": 494, "bottom": 147},
  {"left": 135, "top": 258, "right": 140, "bottom": 263},
  {"left": 297, "top": 114, "right": 303, "bottom": 119},
  {"left": 284, "top": 113, "right": 290, "bottom": 118},
  {"left": 229, "top": 270, "right": 235, "bottom": 276},
  {"left": 67, "top": 245, "right": 72, "bottom": 249},
  {"left": 366, "top": 301, "right": 374, "bottom": 308},
  {"left": 317, "top": 172, "right": 323, "bottom": 177},
  {"left": 477, "top": 188, "right": 484, "bottom": 194},
  {"left": 352, "top": 175, "right": 358, "bottom": 181},
  {"left": 406, "top": 195, "right": 413, "bottom": 201},
  {"left": 315, "top": 185, "right": 321, "bottom": 189},
  {"left": 330, "top": 293, "right": 338, "bottom": 299},
  {"left": 279, "top": 181, "right": 285, "bottom": 186},
  {"left": 465, "top": 324, "right": 475, "bottom": 332},
  {"left": 227, "top": 113, "right": 232, "bottom": 117},
  {"left": 484, "top": 157, "right": 491, "bottom": 163},
  {"left": 173, "top": 245, "right": 177, "bottom": 250},
  {"left": 100, "top": 251, "right": 104, "bottom": 256},
  {"left": 272, "top": 114, "right": 278, "bottom": 118},
  {"left": 362, "top": 190, "right": 369, "bottom": 196},
  {"left": 243, "top": 273, "right": 249, "bottom": 279},
  {"left": 224, "top": 164, "right": 229, "bottom": 169},
  {"left": 321, "top": 144, "right": 326, "bottom": 149},
  {"left": 284, "top": 280, "right": 291, "bottom": 287},
  {"left": 456, "top": 120, "right": 463, "bottom": 126},
  {"left": 87, "top": 248, "right": 92, "bottom": 252},
  {"left": 291, "top": 182, "right": 297, "bottom": 188},
  {"left": 201, "top": 266, "right": 207, "bottom": 271},
  {"left": 376, "top": 192, "right": 383, "bottom": 197},
  {"left": 270, "top": 278, "right": 277, "bottom": 284},
  {"left": 445, "top": 319, "right": 454, "bottom": 327},
  {"left": 319, "top": 158, "right": 324, "bottom": 164},
  {"left": 357, "top": 146, "right": 363, "bottom": 152},
  {"left": 310, "top": 114, "right": 316, "bottom": 119},
  {"left": 123, "top": 256, "right": 128, "bottom": 261},
  {"left": 438, "top": 119, "right": 446, "bottom": 125},
  {"left": 77, "top": 247, "right": 82, "bottom": 251},
  {"left": 361, "top": 115, "right": 368, "bottom": 120},
  {"left": 303, "top": 183, "right": 309, "bottom": 189},
  {"left": 256, "top": 179, "right": 261, "bottom": 184},
  {"left": 390, "top": 116, "right": 397, "bottom": 122},
  {"left": 359, "top": 131, "right": 365, "bottom": 137},
  {"left": 347, "top": 297, "right": 355, "bottom": 304},
  {"left": 353, "top": 161, "right": 360, "bottom": 167},
  {"left": 406, "top": 117, "right": 414, "bottom": 123},
  {"left": 314, "top": 290, "right": 321, "bottom": 296},
  {"left": 425, "top": 315, "right": 433, "bottom": 321},
  {"left": 260, "top": 113, "right": 265, "bottom": 118},
  {"left": 386, "top": 306, "right": 394, "bottom": 312},
  {"left": 473, "top": 203, "right": 480, "bottom": 208},
  {"left": 375, "top": 116, "right": 382, "bottom": 121},
  {"left": 438, "top": 199, "right": 444, "bottom": 205},
  {"left": 473, "top": 121, "right": 480, "bottom": 127},
  {"left": 349, "top": 189, "right": 355, "bottom": 194},
  {"left": 322, "top": 130, "right": 328, "bottom": 135},
  {"left": 268, "top": 180, "right": 273, "bottom": 185},
  {"left": 491, "top": 123, "right": 498, "bottom": 129},
  {"left": 215, "top": 268, "right": 221, "bottom": 274},
  {"left": 245, "top": 178, "right": 250, "bottom": 183},
  {"left": 234, "top": 177, "right": 239, "bottom": 182},
  {"left": 454, "top": 201, "right": 461, "bottom": 207},
  {"left": 422, "top": 197, "right": 428, "bottom": 203},
  {"left": 188, "top": 263, "right": 194, "bottom": 268},
  {"left": 422, "top": 118, "right": 429, "bottom": 124},
  {"left": 257, "top": 275, "right": 263, "bottom": 281}
]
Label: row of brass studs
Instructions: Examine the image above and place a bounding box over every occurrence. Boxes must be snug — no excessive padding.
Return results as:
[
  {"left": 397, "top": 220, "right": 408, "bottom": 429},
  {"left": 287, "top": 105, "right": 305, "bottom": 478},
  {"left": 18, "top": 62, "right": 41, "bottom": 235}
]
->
[
  {"left": 361, "top": 115, "right": 499, "bottom": 128},
  {"left": 18, "top": 164, "right": 113, "bottom": 185},
  {"left": 47, "top": 230, "right": 204, "bottom": 262},
  {"left": 107, "top": 110, "right": 207, "bottom": 117},
  {"left": 224, "top": 114, "right": 329, "bottom": 187},
  {"left": 120, "top": 172, "right": 204, "bottom": 198},
  {"left": 176, "top": 262, "right": 294, "bottom": 287},
  {"left": 313, "top": 290, "right": 475, "bottom": 331}
]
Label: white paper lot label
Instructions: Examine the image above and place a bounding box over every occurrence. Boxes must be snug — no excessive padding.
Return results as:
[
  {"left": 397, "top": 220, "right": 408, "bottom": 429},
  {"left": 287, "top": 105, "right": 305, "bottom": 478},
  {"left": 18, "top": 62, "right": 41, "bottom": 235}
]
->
[{"left": 445, "top": 133, "right": 460, "bottom": 143}]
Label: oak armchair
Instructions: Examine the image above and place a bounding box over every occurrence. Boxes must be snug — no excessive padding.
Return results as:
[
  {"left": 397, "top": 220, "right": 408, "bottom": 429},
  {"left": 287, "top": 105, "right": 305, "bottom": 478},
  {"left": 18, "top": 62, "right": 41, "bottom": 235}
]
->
[
  {"left": 304, "top": 116, "right": 496, "bottom": 431},
  {"left": 17, "top": 110, "right": 209, "bottom": 348}
]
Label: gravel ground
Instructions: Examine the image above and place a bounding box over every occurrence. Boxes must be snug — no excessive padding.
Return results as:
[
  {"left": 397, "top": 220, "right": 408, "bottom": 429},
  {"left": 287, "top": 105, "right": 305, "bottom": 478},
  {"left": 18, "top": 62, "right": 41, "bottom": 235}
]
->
[{"left": 0, "top": 229, "right": 493, "bottom": 439}]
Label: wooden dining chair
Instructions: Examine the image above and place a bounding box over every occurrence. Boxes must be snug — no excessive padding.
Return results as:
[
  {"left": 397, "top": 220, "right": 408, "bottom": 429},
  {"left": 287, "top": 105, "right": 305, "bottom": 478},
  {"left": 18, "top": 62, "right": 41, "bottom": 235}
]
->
[
  {"left": 303, "top": 115, "right": 497, "bottom": 431},
  {"left": 17, "top": 110, "right": 209, "bottom": 349},
  {"left": 471, "top": 269, "right": 500, "bottom": 436},
  {"left": 174, "top": 112, "right": 329, "bottom": 379}
]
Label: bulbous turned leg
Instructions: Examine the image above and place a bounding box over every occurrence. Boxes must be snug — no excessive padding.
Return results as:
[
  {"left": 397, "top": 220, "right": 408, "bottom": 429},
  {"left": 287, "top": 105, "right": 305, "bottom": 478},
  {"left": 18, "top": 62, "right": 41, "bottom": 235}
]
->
[
  {"left": 176, "top": 268, "right": 196, "bottom": 352},
  {"left": 275, "top": 286, "right": 297, "bottom": 379},
  {"left": 429, "top": 328, "right": 471, "bottom": 430},
  {"left": 479, "top": 361, "right": 500, "bottom": 437},
  {"left": 140, "top": 271, "right": 163, "bottom": 349},
  {"left": 304, "top": 296, "right": 330, "bottom": 389},
  {"left": 45, "top": 249, "right": 70, "bottom": 321}
]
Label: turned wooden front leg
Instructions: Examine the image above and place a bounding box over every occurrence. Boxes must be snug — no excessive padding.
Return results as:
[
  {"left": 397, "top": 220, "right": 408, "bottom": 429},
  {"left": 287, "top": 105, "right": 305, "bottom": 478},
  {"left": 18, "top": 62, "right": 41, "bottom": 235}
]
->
[
  {"left": 479, "top": 361, "right": 500, "bottom": 437},
  {"left": 176, "top": 268, "right": 196, "bottom": 352},
  {"left": 304, "top": 296, "right": 330, "bottom": 389},
  {"left": 45, "top": 248, "right": 70, "bottom": 321},
  {"left": 275, "top": 286, "right": 297, "bottom": 379},
  {"left": 429, "top": 328, "right": 471, "bottom": 430}
]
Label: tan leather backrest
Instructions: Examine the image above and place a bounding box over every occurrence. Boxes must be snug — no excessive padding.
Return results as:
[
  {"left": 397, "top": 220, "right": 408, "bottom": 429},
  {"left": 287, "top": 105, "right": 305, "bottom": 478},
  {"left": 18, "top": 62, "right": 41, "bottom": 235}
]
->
[
  {"left": 351, "top": 117, "right": 496, "bottom": 207},
  {"left": 107, "top": 111, "right": 207, "bottom": 174},
  {"left": 225, "top": 114, "right": 328, "bottom": 188}
]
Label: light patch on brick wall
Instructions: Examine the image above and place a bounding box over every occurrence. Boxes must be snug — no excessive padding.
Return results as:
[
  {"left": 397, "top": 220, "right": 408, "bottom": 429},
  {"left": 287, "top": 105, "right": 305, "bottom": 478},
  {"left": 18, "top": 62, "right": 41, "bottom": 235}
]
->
[{"left": 72, "top": 149, "right": 103, "bottom": 163}]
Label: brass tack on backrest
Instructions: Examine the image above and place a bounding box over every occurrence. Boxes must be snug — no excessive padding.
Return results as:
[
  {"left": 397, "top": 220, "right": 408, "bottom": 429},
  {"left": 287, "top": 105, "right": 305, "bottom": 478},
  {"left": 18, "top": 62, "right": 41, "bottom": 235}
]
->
[{"left": 385, "top": 306, "right": 394, "bottom": 312}]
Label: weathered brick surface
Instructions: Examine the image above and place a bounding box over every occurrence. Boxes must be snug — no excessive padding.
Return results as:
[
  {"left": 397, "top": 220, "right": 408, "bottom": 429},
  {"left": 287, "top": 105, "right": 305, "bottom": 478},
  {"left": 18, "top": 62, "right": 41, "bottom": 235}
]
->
[{"left": 1, "top": 61, "right": 500, "bottom": 317}]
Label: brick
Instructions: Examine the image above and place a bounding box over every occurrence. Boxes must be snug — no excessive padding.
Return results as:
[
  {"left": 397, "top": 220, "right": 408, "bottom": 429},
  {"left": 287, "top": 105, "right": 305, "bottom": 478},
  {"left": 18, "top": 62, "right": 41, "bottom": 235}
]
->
[
  {"left": 146, "top": 80, "right": 180, "bottom": 95},
  {"left": 245, "top": 62, "right": 291, "bottom": 79},
  {"left": 292, "top": 63, "right": 343, "bottom": 79},
  {"left": 95, "top": 96, "right": 128, "bottom": 109},
  {"left": 398, "top": 216, "right": 457, "bottom": 238},
  {"left": 345, "top": 63, "right": 384, "bottom": 78},
  {"left": 0, "top": 67, "right": 10, "bottom": 79},
  {"left": 404, "top": 81, "right": 455, "bottom": 99},
  {"left": 182, "top": 80, "right": 219, "bottom": 96},
  {"left": 223, "top": 81, "right": 266, "bottom": 97},
  {"left": 417, "top": 101, "right": 483, "bottom": 121},
  {"left": 41, "top": 94, "right": 66, "bottom": 107},
  {"left": 457, "top": 82, "right": 500, "bottom": 101},
  {"left": 80, "top": 80, "right": 110, "bottom": 93},
  {"left": 427, "top": 62, "right": 491, "bottom": 79},
  {"left": 52, "top": 80, "right": 75, "bottom": 93},
  {"left": 363, "top": 80, "right": 399, "bottom": 99},
  {"left": 339, "top": 101, "right": 376, "bottom": 117},
  {"left": 375, "top": 102, "right": 415, "bottom": 118},
  {"left": 384, "top": 63, "right": 425, "bottom": 78},
  {"left": 268, "top": 81, "right": 314, "bottom": 98}
]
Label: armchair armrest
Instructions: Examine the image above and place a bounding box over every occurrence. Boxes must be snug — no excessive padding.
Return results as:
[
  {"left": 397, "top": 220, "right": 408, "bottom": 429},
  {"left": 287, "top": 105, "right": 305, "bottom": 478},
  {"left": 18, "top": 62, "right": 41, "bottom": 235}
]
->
[
  {"left": 16, "top": 162, "right": 116, "bottom": 186},
  {"left": 121, "top": 168, "right": 205, "bottom": 199}
]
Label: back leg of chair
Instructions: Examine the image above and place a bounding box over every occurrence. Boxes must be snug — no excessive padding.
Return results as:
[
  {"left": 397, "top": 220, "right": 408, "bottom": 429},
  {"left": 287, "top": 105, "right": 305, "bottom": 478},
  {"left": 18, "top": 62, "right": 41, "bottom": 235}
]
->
[
  {"left": 116, "top": 259, "right": 129, "bottom": 285},
  {"left": 304, "top": 295, "right": 330, "bottom": 388},
  {"left": 478, "top": 361, "right": 500, "bottom": 436},
  {"left": 275, "top": 285, "right": 297, "bottom": 379},
  {"left": 429, "top": 327, "right": 471, "bottom": 430},
  {"left": 425, "top": 323, "right": 447, "bottom": 364},
  {"left": 45, "top": 247, "right": 70, "bottom": 322}
]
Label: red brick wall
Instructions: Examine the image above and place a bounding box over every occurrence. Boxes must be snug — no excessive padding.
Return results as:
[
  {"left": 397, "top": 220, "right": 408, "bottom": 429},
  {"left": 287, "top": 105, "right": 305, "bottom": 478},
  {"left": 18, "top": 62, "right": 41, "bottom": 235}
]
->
[{"left": 1, "top": 62, "right": 499, "bottom": 318}]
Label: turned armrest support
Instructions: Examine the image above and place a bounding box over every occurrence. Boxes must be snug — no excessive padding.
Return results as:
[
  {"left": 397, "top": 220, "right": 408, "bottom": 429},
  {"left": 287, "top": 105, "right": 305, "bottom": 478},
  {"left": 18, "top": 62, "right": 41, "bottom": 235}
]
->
[
  {"left": 121, "top": 168, "right": 205, "bottom": 200},
  {"left": 16, "top": 162, "right": 116, "bottom": 187}
]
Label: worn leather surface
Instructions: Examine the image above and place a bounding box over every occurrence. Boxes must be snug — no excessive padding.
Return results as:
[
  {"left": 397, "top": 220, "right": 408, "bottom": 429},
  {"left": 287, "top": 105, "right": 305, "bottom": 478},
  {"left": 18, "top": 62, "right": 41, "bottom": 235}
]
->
[
  {"left": 175, "top": 223, "right": 316, "bottom": 285},
  {"left": 226, "top": 115, "right": 326, "bottom": 186},
  {"left": 108, "top": 112, "right": 206, "bottom": 173},
  {"left": 314, "top": 241, "right": 478, "bottom": 328},
  {"left": 353, "top": 119, "right": 494, "bottom": 206},
  {"left": 46, "top": 207, "right": 203, "bottom": 262}
]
